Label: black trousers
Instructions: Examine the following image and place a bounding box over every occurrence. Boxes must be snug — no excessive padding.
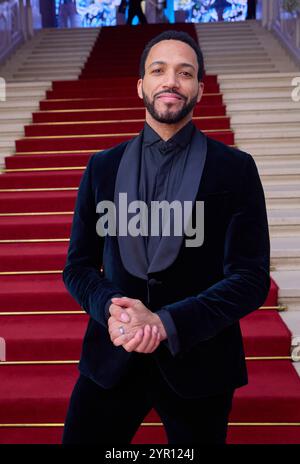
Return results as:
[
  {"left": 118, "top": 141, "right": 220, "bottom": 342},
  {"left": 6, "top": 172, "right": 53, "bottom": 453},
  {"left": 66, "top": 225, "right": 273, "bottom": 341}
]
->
[{"left": 62, "top": 354, "right": 234, "bottom": 444}]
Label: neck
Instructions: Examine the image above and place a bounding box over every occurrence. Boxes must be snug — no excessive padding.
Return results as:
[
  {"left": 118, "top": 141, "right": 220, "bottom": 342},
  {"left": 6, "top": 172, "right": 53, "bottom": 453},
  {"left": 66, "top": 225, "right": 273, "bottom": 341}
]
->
[{"left": 145, "top": 111, "right": 192, "bottom": 141}]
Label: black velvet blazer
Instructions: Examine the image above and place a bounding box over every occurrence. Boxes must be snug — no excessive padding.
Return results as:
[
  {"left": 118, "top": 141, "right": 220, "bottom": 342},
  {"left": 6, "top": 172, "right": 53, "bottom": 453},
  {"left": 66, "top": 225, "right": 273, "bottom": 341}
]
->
[{"left": 62, "top": 129, "right": 270, "bottom": 398}]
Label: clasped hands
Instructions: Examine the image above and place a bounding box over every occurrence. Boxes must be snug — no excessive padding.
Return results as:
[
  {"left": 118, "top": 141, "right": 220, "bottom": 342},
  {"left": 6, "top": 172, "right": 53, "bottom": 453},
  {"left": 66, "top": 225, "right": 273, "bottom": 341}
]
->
[{"left": 108, "top": 297, "right": 167, "bottom": 353}]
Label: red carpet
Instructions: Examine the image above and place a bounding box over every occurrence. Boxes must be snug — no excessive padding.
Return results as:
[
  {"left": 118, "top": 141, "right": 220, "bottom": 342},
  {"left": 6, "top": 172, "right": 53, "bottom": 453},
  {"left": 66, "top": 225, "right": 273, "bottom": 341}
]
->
[{"left": 0, "top": 23, "right": 299, "bottom": 444}]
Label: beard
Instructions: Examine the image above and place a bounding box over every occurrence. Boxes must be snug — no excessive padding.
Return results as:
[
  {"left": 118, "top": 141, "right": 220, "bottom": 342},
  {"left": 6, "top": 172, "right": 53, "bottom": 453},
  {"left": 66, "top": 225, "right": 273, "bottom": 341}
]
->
[{"left": 142, "top": 88, "right": 199, "bottom": 124}]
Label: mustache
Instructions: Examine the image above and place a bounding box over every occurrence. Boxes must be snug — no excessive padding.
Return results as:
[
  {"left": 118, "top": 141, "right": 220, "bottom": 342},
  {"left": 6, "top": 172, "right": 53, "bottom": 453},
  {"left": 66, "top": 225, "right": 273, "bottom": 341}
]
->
[{"left": 154, "top": 90, "right": 187, "bottom": 101}]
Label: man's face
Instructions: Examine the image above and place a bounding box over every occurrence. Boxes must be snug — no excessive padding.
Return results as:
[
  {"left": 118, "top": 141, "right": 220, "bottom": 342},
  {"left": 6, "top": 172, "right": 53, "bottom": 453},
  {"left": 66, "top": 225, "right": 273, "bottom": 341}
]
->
[{"left": 137, "top": 40, "right": 204, "bottom": 124}]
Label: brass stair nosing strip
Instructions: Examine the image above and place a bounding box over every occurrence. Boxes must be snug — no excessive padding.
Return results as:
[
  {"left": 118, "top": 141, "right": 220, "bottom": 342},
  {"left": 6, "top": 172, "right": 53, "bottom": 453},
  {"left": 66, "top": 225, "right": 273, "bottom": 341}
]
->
[
  {"left": 246, "top": 356, "right": 292, "bottom": 361},
  {"left": 38, "top": 107, "right": 144, "bottom": 113},
  {"left": 14, "top": 149, "right": 102, "bottom": 155},
  {"left": 0, "top": 211, "right": 73, "bottom": 216},
  {"left": 0, "top": 307, "right": 286, "bottom": 316},
  {"left": 228, "top": 423, "right": 300, "bottom": 427},
  {"left": 22, "top": 133, "right": 138, "bottom": 139},
  {"left": 0, "top": 270, "right": 62, "bottom": 275},
  {"left": 0, "top": 357, "right": 292, "bottom": 365},
  {"left": 0, "top": 187, "right": 78, "bottom": 192},
  {"left": 22, "top": 129, "right": 232, "bottom": 140},
  {"left": 259, "top": 305, "right": 287, "bottom": 311},
  {"left": 43, "top": 93, "right": 221, "bottom": 102},
  {"left": 38, "top": 107, "right": 224, "bottom": 114},
  {"left": 12, "top": 145, "right": 236, "bottom": 155},
  {"left": 0, "top": 239, "right": 70, "bottom": 243},
  {"left": 0, "top": 360, "right": 78, "bottom": 365},
  {"left": 31, "top": 116, "right": 228, "bottom": 126},
  {"left": 0, "top": 311, "right": 85, "bottom": 316},
  {"left": 1, "top": 167, "right": 85, "bottom": 173},
  {"left": 0, "top": 422, "right": 299, "bottom": 428}
]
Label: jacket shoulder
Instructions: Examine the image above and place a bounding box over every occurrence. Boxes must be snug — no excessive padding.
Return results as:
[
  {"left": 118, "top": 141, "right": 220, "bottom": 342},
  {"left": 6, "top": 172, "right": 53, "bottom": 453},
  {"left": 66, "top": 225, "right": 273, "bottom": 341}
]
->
[
  {"left": 206, "top": 135, "right": 253, "bottom": 166},
  {"left": 91, "top": 140, "right": 130, "bottom": 166}
]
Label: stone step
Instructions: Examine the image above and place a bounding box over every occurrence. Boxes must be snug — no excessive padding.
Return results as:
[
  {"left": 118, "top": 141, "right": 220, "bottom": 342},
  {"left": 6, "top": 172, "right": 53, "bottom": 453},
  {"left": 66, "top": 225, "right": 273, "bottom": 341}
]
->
[
  {"left": 0, "top": 109, "right": 33, "bottom": 118},
  {"left": 30, "top": 50, "right": 93, "bottom": 57},
  {"left": 236, "top": 133, "right": 300, "bottom": 145},
  {"left": 0, "top": 123, "right": 25, "bottom": 133},
  {"left": 18, "top": 63, "right": 84, "bottom": 71},
  {"left": 14, "top": 67, "right": 82, "bottom": 75},
  {"left": 8, "top": 75, "right": 79, "bottom": 82},
  {"left": 224, "top": 89, "right": 294, "bottom": 99},
  {"left": 226, "top": 100, "right": 300, "bottom": 111},
  {"left": 268, "top": 210, "right": 300, "bottom": 237},
  {"left": 264, "top": 184, "right": 300, "bottom": 208},
  {"left": 271, "top": 236, "right": 300, "bottom": 270},
  {"left": 5, "top": 91, "right": 48, "bottom": 99},
  {"left": 204, "top": 50, "right": 269, "bottom": 59},
  {"left": 219, "top": 76, "right": 299, "bottom": 89},
  {"left": 25, "top": 55, "right": 88, "bottom": 63},
  {"left": 1, "top": 98, "right": 39, "bottom": 111},
  {"left": 199, "top": 36, "right": 261, "bottom": 44},
  {"left": 5, "top": 81, "right": 51, "bottom": 89},
  {"left": 279, "top": 311, "right": 300, "bottom": 348},
  {"left": 201, "top": 43, "right": 267, "bottom": 52},
  {"left": 0, "top": 100, "right": 39, "bottom": 109},
  {"left": 266, "top": 197, "right": 300, "bottom": 209},
  {"left": 230, "top": 112, "right": 300, "bottom": 124},
  {"left": 236, "top": 127, "right": 300, "bottom": 137},
  {"left": 238, "top": 141, "right": 300, "bottom": 155},
  {"left": 207, "top": 55, "right": 274, "bottom": 65},
  {"left": 0, "top": 133, "right": 21, "bottom": 142},
  {"left": 271, "top": 270, "right": 300, "bottom": 311},
  {"left": 205, "top": 64, "right": 278, "bottom": 73},
  {"left": 262, "top": 174, "right": 300, "bottom": 184},
  {"left": 0, "top": 116, "right": 29, "bottom": 124}
]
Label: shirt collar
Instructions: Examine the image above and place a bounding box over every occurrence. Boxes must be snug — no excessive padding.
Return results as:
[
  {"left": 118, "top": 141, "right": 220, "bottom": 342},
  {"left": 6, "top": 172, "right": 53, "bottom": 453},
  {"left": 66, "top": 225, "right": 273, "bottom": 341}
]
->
[{"left": 143, "top": 121, "right": 195, "bottom": 150}]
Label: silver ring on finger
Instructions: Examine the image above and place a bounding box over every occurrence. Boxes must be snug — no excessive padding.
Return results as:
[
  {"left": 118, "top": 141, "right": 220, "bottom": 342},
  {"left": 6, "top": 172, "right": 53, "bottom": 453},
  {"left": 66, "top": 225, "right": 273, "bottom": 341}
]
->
[{"left": 119, "top": 326, "right": 125, "bottom": 335}]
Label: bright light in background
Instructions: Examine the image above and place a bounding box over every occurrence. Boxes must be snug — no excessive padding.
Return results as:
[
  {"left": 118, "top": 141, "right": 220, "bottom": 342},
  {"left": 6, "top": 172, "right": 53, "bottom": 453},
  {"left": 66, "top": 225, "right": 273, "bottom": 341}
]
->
[
  {"left": 55, "top": 0, "right": 248, "bottom": 27},
  {"left": 174, "top": 0, "right": 248, "bottom": 22},
  {"left": 55, "top": 0, "right": 121, "bottom": 27}
]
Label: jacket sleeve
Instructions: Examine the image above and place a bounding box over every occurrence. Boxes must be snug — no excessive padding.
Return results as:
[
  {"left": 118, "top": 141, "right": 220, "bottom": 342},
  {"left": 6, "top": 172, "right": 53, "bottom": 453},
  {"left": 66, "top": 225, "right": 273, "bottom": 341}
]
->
[
  {"left": 62, "top": 154, "right": 125, "bottom": 328},
  {"left": 159, "top": 153, "right": 271, "bottom": 354}
]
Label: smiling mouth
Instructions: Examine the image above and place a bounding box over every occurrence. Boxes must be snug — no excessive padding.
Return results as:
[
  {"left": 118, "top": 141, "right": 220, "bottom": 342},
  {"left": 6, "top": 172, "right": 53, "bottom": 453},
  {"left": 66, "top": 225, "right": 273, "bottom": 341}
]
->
[{"left": 156, "top": 94, "right": 184, "bottom": 102}]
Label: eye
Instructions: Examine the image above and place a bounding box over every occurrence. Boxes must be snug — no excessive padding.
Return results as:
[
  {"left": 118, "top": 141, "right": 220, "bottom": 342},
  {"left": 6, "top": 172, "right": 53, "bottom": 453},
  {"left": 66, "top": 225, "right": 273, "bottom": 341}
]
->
[
  {"left": 180, "top": 71, "right": 192, "bottom": 77},
  {"left": 151, "top": 68, "right": 163, "bottom": 74}
]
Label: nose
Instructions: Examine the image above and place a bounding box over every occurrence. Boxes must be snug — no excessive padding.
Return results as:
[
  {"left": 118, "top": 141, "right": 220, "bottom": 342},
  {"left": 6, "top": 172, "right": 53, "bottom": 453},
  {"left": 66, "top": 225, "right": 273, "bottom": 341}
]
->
[{"left": 162, "top": 69, "right": 179, "bottom": 89}]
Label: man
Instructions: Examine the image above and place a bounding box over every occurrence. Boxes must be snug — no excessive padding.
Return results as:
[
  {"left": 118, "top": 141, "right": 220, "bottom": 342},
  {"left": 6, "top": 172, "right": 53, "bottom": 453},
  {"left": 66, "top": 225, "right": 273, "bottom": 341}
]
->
[
  {"left": 62, "top": 30, "right": 270, "bottom": 444},
  {"left": 127, "top": 0, "right": 148, "bottom": 25}
]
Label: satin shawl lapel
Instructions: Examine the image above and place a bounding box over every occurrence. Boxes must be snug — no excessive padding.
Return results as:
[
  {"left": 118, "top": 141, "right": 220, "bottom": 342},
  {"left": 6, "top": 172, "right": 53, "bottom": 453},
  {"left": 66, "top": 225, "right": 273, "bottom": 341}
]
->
[
  {"left": 114, "top": 132, "right": 148, "bottom": 279},
  {"left": 114, "top": 129, "right": 207, "bottom": 279}
]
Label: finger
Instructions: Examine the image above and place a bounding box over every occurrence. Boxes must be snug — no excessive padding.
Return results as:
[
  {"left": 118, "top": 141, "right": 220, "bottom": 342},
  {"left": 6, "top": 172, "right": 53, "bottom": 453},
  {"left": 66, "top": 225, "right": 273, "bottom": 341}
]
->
[
  {"left": 122, "top": 328, "right": 144, "bottom": 352},
  {"left": 144, "top": 327, "right": 161, "bottom": 353},
  {"left": 134, "top": 324, "right": 152, "bottom": 353},
  {"left": 138, "top": 326, "right": 160, "bottom": 353},
  {"left": 109, "top": 305, "right": 131, "bottom": 322},
  {"left": 111, "top": 297, "right": 135, "bottom": 308},
  {"left": 111, "top": 330, "right": 136, "bottom": 347}
]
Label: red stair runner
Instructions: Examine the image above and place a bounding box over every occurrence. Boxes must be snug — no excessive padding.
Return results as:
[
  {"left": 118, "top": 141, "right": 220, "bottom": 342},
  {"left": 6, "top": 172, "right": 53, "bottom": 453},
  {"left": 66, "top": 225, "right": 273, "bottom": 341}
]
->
[{"left": 0, "top": 23, "right": 299, "bottom": 444}]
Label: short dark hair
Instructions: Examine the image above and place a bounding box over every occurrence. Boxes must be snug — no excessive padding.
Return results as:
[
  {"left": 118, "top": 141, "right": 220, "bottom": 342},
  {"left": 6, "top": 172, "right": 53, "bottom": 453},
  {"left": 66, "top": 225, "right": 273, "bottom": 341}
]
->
[{"left": 139, "top": 30, "right": 204, "bottom": 82}]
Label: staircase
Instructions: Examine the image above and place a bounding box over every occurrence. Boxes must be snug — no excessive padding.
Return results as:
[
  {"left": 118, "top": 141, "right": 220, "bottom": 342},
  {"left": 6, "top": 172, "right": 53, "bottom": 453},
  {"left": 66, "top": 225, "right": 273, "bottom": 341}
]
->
[
  {"left": 0, "top": 27, "right": 100, "bottom": 167},
  {"left": 196, "top": 19, "right": 298, "bottom": 74},
  {"left": 0, "top": 22, "right": 300, "bottom": 444}
]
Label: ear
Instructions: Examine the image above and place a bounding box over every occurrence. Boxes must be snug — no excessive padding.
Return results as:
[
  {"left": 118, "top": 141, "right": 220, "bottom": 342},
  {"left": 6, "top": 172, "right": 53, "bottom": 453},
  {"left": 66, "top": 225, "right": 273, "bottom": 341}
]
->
[
  {"left": 137, "top": 79, "right": 143, "bottom": 100},
  {"left": 197, "top": 81, "right": 205, "bottom": 103}
]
